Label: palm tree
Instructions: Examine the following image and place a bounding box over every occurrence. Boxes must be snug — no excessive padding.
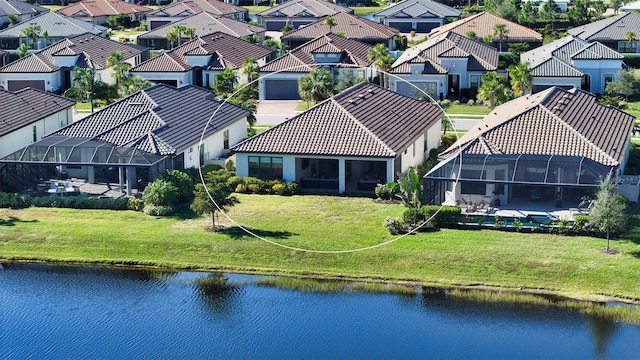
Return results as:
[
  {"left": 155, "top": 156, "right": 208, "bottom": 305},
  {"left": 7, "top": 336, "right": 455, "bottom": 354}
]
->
[
  {"left": 165, "top": 27, "right": 180, "bottom": 49},
  {"left": 476, "top": 72, "right": 512, "bottom": 109},
  {"left": 298, "top": 68, "right": 333, "bottom": 107},
  {"left": 7, "top": 14, "right": 20, "bottom": 27},
  {"left": 493, "top": 23, "right": 509, "bottom": 53},
  {"left": 324, "top": 16, "right": 337, "bottom": 33},
  {"left": 17, "top": 43, "right": 29, "bottom": 57},
  {"left": 173, "top": 24, "right": 188, "bottom": 46},
  {"left": 106, "top": 51, "right": 131, "bottom": 89},
  {"left": 368, "top": 44, "right": 394, "bottom": 88},
  {"left": 122, "top": 76, "right": 153, "bottom": 96},
  {"left": 184, "top": 27, "right": 196, "bottom": 40},
  {"left": 508, "top": 62, "right": 533, "bottom": 97},
  {"left": 626, "top": 31, "right": 636, "bottom": 53},
  {"left": 21, "top": 25, "right": 42, "bottom": 49},
  {"left": 241, "top": 57, "right": 259, "bottom": 84},
  {"left": 42, "top": 30, "right": 48, "bottom": 46}
]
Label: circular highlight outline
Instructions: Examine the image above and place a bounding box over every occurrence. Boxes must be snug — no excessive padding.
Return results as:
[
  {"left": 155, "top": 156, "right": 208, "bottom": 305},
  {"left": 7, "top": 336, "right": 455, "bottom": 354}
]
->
[{"left": 198, "top": 64, "right": 464, "bottom": 253}]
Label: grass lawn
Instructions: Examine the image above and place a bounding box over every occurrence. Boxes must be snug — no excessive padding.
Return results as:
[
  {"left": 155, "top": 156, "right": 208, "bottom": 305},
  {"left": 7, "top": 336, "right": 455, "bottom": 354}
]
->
[
  {"left": 2, "top": 194, "right": 640, "bottom": 302},
  {"left": 109, "top": 30, "right": 145, "bottom": 38},
  {"left": 75, "top": 102, "right": 104, "bottom": 113},
  {"left": 350, "top": 6, "right": 381, "bottom": 16},
  {"left": 625, "top": 100, "right": 640, "bottom": 119},
  {"left": 42, "top": 5, "right": 63, "bottom": 11},
  {"left": 441, "top": 103, "right": 492, "bottom": 115},
  {"left": 295, "top": 100, "right": 316, "bottom": 111},
  {"left": 243, "top": 6, "right": 270, "bottom": 15},
  {"left": 254, "top": 125, "right": 271, "bottom": 134}
]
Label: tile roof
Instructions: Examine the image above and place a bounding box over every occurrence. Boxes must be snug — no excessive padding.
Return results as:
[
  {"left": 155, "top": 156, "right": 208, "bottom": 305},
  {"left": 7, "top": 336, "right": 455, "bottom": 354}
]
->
[
  {"left": 281, "top": 12, "right": 398, "bottom": 42},
  {"left": 232, "top": 82, "right": 443, "bottom": 157},
  {"left": 521, "top": 35, "right": 623, "bottom": 77},
  {"left": 258, "top": 0, "right": 352, "bottom": 17},
  {"left": 428, "top": 11, "right": 542, "bottom": 42},
  {"left": 260, "top": 33, "right": 373, "bottom": 73},
  {"left": 52, "top": 84, "right": 249, "bottom": 155},
  {"left": 148, "top": 0, "right": 246, "bottom": 17},
  {"left": 373, "top": 0, "right": 460, "bottom": 18},
  {"left": 57, "top": 0, "right": 151, "bottom": 17},
  {"left": 138, "top": 11, "right": 263, "bottom": 40},
  {"left": 0, "top": 0, "right": 48, "bottom": 17},
  {"left": 0, "top": 88, "right": 75, "bottom": 137},
  {"left": 568, "top": 12, "right": 640, "bottom": 42},
  {"left": 439, "top": 87, "right": 635, "bottom": 167},
  {"left": 0, "top": 12, "right": 107, "bottom": 38},
  {"left": 132, "top": 31, "right": 274, "bottom": 72},
  {"left": 0, "top": 34, "right": 144, "bottom": 73},
  {"left": 392, "top": 31, "right": 498, "bottom": 74}
]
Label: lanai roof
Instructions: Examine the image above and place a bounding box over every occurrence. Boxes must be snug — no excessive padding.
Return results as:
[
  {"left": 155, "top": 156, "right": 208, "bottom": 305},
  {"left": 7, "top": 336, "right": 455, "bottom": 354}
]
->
[{"left": 568, "top": 12, "right": 640, "bottom": 42}]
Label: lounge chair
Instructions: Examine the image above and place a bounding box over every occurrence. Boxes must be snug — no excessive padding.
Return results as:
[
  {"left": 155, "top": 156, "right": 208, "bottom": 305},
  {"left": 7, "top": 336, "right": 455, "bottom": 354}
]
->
[{"left": 47, "top": 183, "right": 58, "bottom": 194}]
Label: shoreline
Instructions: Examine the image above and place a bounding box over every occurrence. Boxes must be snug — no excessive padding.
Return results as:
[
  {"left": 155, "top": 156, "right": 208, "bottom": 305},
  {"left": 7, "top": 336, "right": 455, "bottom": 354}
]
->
[{"left": 4, "top": 258, "right": 639, "bottom": 306}]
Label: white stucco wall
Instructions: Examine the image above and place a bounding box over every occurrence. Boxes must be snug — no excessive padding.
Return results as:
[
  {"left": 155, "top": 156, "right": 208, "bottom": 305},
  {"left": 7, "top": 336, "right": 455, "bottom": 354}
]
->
[
  {"left": 182, "top": 117, "right": 247, "bottom": 168},
  {"left": 0, "top": 107, "right": 74, "bottom": 158},
  {"left": 533, "top": 76, "right": 581, "bottom": 89},
  {"left": 572, "top": 59, "right": 623, "bottom": 94},
  {"left": 134, "top": 71, "right": 191, "bottom": 87}
]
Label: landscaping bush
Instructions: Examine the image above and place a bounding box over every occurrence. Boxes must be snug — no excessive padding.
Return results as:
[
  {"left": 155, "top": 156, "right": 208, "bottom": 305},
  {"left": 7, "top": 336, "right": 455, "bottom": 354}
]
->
[
  {"left": 383, "top": 216, "right": 404, "bottom": 235},
  {"left": 402, "top": 208, "right": 425, "bottom": 229},
  {"left": 226, "top": 176, "right": 244, "bottom": 192},
  {"left": 572, "top": 214, "right": 590, "bottom": 234},
  {"left": 0, "top": 192, "right": 31, "bottom": 209},
  {"left": 512, "top": 218, "right": 523, "bottom": 232},
  {"left": 157, "top": 169, "right": 194, "bottom": 203},
  {"left": 30, "top": 196, "right": 129, "bottom": 210},
  {"left": 375, "top": 182, "right": 398, "bottom": 200},
  {"left": 127, "top": 197, "right": 144, "bottom": 212},
  {"left": 624, "top": 54, "right": 640, "bottom": 69},
  {"left": 272, "top": 183, "right": 287, "bottom": 195},
  {"left": 286, "top": 182, "right": 300, "bottom": 195},
  {"left": 235, "top": 183, "right": 248, "bottom": 193},
  {"left": 421, "top": 205, "right": 461, "bottom": 228},
  {"left": 142, "top": 179, "right": 179, "bottom": 207},
  {"left": 143, "top": 205, "right": 174, "bottom": 216}
]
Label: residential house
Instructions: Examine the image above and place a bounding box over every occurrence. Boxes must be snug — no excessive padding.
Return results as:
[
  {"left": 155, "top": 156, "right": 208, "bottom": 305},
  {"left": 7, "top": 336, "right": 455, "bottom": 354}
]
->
[
  {"left": 131, "top": 31, "right": 275, "bottom": 88},
  {"left": 256, "top": 0, "right": 352, "bottom": 31},
  {"left": 423, "top": 87, "right": 635, "bottom": 208},
  {"left": 0, "top": 87, "right": 75, "bottom": 159},
  {"left": 390, "top": 31, "right": 498, "bottom": 99},
  {"left": 0, "top": 34, "right": 147, "bottom": 92},
  {"left": 521, "top": 35, "right": 624, "bottom": 94},
  {"left": 57, "top": 0, "right": 152, "bottom": 25},
  {"left": 233, "top": 82, "right": 443, "bottom": 193},
  {"left": 280, "top": 12, "right": 399, "bottom": 50},
  {"left": 621, "top": 0, "right": 640, "bottom": 12},
  {"left": 146, "top": 0, "right": 248, "bottom": 30},
  {"left": 0, "top": 12, "right": 108, "bottom": 50},
  {"left": 522, "top": 0, "right": 570, "bottom": 12},
  {"left": 568, "top": 12, "right": 640, "bottom": 54},
  {"left": 0, "top": 0, "right": 49, "bottom": 27},
  {"left": 137, "top": 11, "right": 266, "bottom": 50},
  {"left": 428, "top": 12, "right": 543, "bottom": 51},
  {"left": 1, "top": 84, "right": 250, "bottom": 195},
  {"left": 258, "top": 33, "right": 374, "bottom": 101},
  {"left": 0, "top": 49, "right": 7, "bottom": 67},
  {"left": 372, "top": 0, "right": 461, "bottom": 33}
]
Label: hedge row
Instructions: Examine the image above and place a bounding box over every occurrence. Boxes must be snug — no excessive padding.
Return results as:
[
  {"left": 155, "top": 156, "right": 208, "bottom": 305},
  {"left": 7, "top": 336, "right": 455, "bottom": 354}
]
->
[{"left": 0, "top": 192, "right": 130, "bottom": 210}]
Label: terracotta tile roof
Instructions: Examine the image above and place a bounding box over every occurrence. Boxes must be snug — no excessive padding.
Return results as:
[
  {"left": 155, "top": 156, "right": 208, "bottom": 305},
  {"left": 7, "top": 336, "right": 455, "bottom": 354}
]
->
[
  {"left": 0, "top": 87, "right": 75, "bottom": 137},
  {"left": 0, "top": 0, "right": 48, "bottom": 17},
  {"left": 0, "top": 34, "right": 144, "bottom": 73},
  {"left": 521, "top": 35, "right": 623, "bottom": 77},
  {"left": 568, "top": 12, "right": 640, "bottom": 42},
  {"left": 373, "top": 0, "right": 460, "bottom": 18},
  {"left": 257, "top": 0, "right": 352, "bottom": 17},
  {"left": 261, "top": 33, "right": 373, "bottom": 73},
  {"left": 392, "top": 31, "right": 497, "bottom": 74},
  {"left": 439, "top": 87, "right": 635, "bottom": 167},
  {"left": 138, "top": 11, "right": 264, "bottom": 40},
  {"left": 0, "top": 12, "right": 106, "bottom": 39},
  {"left": 281, "top": 12, "right": 398, "bottom": 42},
  {"left": 232, "top": 82, "right": 442, "bottom": 157},
  {"left": 57, "top": 0, "right": 151, "bottom": 17},
  {"left": 428, "top": 12, "right": 542, "bottom": 42},
  {"left": 52, "top": 84, "right": 249, "bottom": 155},
  {"left": 131, "top": 31, "right": 274, "bottom": 72},
  {"left": 148, "top": 0, "right": 246, "bottom": 17}
]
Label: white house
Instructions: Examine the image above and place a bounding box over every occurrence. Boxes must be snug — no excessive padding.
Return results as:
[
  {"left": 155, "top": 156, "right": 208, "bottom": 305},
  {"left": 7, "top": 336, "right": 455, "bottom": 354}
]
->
[
  {"left": 233, "top": 82, "right": 443, "bottom": 193},
  {"left": 372, "top": 0, "right": 460, "bottom": 33},
  {"left": 0, "top": 0, "right": 49, "bottom": 27},
  {"left": 146, "top": 0, "right": 248, "bottom": 30}
]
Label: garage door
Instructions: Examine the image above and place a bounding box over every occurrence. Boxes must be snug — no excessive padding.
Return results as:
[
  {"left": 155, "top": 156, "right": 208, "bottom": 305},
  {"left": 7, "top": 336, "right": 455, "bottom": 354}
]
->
[
  {"left": 416, "top": 22, "right": 438, "bottom": 33},
  {"left": 388, "top": 22, "right": 413, "bottom": 32},
  {"left": 265, "top": 20, "right": 288, "bottom": 31},
  {"left": 265, "top": 79, "right": 300, "bottom": 100},
  {"left": 8, "top": 80, "right": 45, "bottom": 91},
  {"left": 150, "top": 20, "right": 172, "bottom": 30},
  {"left": 152, "top": 79, "right": 178, "bottom": 87}
]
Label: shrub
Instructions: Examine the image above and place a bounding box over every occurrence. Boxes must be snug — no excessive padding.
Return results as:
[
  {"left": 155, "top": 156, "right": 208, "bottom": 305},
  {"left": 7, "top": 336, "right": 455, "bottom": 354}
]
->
[
  {"left": 225, "top": 159, "right": 236, "bottom": 172},
  {"left": 235, "top": 183, "right": 248, "bottom": 193},
  {"left": 0, "top": 192, "right": 31, "bottom": 209},
  {"left": 383, "top": 216, "right": 404, "bottom": 235},
  {"left": 30, "top": 196, "right": 128, "bottom": 210},
  {"left": 143, "top": 205, "right": 174, "bottom": 216},
  {"left": 247, "top": 183, "right": 261, "bottom": 193},
  {"left": 513, "top": 218, "right": 523, "bottom": 232},
  {"left": 402, "top": 208, "right": 425, "bottom": 229},
  {"left": 142, "top": 179, "right": 179, "bottom": 207},
  {"left": 272, "top": 183, "right": 287, "bottom": 195},
  {"left": 494, "top": 215, "right": 505, "bottom": 230},
  {"left": 157, "top": 169, "right": 194, "bottom": 203},
  {"left": 421, "top": 205, "right": 461, "bottom": 228},
  {"left": 467, "top": 99, "right": 475, "bottom": 106},
  {"left": 127, "top": 197, "right": 144, "bottom": 212},
  {"left": 452, "top": 100, "right": 460, "bottom": 105},
  {"left": 375, "top": 182, "right": 398, "bottom": 200},
  {"left": 572, "top": 214, "right": 590, "bottom": 234},
  {"left": 226, "top": 176, "right": 244, "bottom": 192},
  {"left": 557, "top": 217, "right": 571, "bottom": 235},
  {"left": 286, "top": 182, "right": 300, "bottom": 194}
]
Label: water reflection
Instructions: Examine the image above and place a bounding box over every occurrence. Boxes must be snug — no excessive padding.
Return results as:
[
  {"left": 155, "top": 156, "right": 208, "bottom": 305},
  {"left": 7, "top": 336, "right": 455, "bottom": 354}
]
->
[
  {"left": 193, "top": 274, "right": 243, "bottom": 318},
  {"left": 588, "top": 316, "right": 617, "bottom": 358}
]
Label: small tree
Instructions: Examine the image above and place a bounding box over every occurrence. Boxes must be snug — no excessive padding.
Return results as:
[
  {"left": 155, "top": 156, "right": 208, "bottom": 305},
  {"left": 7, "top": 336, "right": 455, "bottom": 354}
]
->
[
  {"left": 17, "top": 43, "right": 29, "bottom": 57},
  {"left": 21, "top": 24, "right": 41, "bottom": 49},
  {"left": 368, "top": 44, "right": 394, "bottom": 88},
  {"left": 508, "top": 62, "right": 533, "bottom": 97},
  {"left": 7, "top": 14, "right": 21, "bottom": 27},
  {"left": 606, "top": 69, "right": 640, "bottom": 100},
  {"left": 397, "top": 168, "right": 423, "bottom": 209},
  {"left": 191, "top": 169, "right": 239, "bottom": 230},
  {"left": 476, "top": 72, "right": 513, "bottom": 109},
  {"left": 213, "top": 68, "right": 238, "bottom": 99},
  {"left": 626, "top": 31, "right": 637, "bottom": 52},
  {"left": 323, "top": 16, "right": 337, "bottom": 32},
  {"left": 589, "top": 174, "right": 628, "bottom": 252},
  {"left": 298, "top": 68, "right": 333, "bottom": 106}
]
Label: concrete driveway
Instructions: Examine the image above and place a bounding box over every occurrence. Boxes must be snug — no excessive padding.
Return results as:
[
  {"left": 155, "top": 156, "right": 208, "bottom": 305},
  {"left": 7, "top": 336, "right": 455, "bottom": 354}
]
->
[{"left": 256, "top": 100, "right": 300, "bottom": 126}]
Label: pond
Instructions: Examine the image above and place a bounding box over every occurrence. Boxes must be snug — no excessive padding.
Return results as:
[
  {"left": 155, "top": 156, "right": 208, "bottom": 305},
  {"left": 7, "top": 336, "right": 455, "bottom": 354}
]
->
[{"left": 2, "top": 263, "right": 639, "bottom": 359}]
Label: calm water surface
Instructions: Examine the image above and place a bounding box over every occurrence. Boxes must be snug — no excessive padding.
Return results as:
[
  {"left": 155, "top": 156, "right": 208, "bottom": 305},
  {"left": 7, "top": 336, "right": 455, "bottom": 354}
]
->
[{"left": 1, "top": 263, "right": 639, "bottom": 359}]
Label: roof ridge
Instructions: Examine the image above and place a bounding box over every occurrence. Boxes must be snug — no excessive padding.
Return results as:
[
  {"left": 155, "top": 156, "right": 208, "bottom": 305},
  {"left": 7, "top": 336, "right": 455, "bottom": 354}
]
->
[
  {"left": 330, "top": 97, "right": 395, "bottom": 156},
  {"left": 105, "top": 0, "right": 118, "bottom": 14},
  {"left": 539, "top": 104, "right": 617, "bottom": 165}
]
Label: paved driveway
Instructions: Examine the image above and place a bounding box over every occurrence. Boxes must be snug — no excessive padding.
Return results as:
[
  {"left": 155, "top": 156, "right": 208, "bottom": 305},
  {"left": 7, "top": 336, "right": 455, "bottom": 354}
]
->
[{"left": 256, "top": 100, "right": 300, "bottom": 126}]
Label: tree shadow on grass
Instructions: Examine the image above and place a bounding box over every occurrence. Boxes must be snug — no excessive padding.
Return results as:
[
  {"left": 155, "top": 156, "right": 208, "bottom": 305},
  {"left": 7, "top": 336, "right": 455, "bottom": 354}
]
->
[
  {"left": 628, "top": 250, "right": 640, "bottom": 259},
  {"left": 0, "top": 216, "right": 38, "bottom": 226},
  {"left": 169, "top": 204, "right": 200, "bottom": 220},
  {"left": 220, "top": 226, "right": 297, "bottom": 241},
  {"left": 623, "top": 204, "right": 640, "bottom": 245}
]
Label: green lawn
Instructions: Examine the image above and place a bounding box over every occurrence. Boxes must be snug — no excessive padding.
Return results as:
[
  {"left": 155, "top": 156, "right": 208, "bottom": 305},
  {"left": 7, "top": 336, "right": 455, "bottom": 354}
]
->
[
  {"left": 625, "top": 100, "right": 640, "bottom": 119},
  {"left": 2, "top": 194, "right": 640, "bottom": 302},
  {"left": 295, "top": 100, "right": 316, "bottom": 111},
  {"left": 42, "top": 5, "right": 63, "bottom": 11},
  {"left": 441, "top": 103, "right": 492, "bottom": 115},
  {"left": 243, "top": 6, "right": 270, "bottom": 15},
  {"left": 254, "top": 125, "right": 271, "bottom": 134},
  {"left": 75, "top": 102, "right": 104, "bottom": 113},
  {"left": 350, "top": 6, "right": 381, "bottom": 16}
]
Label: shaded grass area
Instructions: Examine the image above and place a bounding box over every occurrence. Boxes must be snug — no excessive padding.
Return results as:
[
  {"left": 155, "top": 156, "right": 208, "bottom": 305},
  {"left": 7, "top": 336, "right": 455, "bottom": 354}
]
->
[
  {"left": 625, "top": 100, "right": 640, "bottom": 119},
  {"left": 2, "top": 195, "right": 640, "bottom": 302},
  {"left": 242, "top": 5, "right": 269, "bottom": 15}
]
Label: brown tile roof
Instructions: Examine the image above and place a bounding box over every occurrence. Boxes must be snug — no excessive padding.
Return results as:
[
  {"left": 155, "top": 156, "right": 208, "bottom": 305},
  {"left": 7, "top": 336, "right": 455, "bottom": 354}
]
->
[
  {"left": 138, "top": 11, "right": 264, "bottom": 40},
  {"left": 568, "top": 12, "right": 640, "bottom": 42},
  {"left": 261, "top": 33, "right": 373, "bottom": 73},
  {"left": 257, "top": 0, "right": 352, "bottom": 17},
  {"left": 281, "top": 12, "right": 398, "bottom": 42},
  {"left": 232, "top": 82, "right": 443, "bottom": 157},
  {"left": 57, "top": 0, "right": 151, "bottom": 17},
  {"left": 131, "top": 31, "right": 274, "bottom": 72},
  {"left": 439, "top": 87, "right": 635, "bottom": 167},
  {"left": 0, "top": 34, "right": 144, "bottom": 73},
  {"left": 0, "top": 87, "right": 75, "bottom": 137},
  {"left": 148, "top": 0, "right": 246, "bottom": 17},
  {"left": 428, "top": 11, "right": 542, "bottom": 42},
  {"left": 392, "top": 31, "right": 497, "bottom": 74}
]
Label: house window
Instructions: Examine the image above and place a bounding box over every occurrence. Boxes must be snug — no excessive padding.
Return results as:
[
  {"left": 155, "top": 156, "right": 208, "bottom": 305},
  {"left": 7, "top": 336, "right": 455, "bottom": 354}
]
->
[
  {"left": 205, "top": 74, "right": 210, "bottom": 88},
  {"left": 32, "top": 125, "right": 37, "bottom": 143},
  {"left": 604, "top": 74, "right": 614, "bottom": 89},
  {"left": 618, "top": 41, "right": 637, "bottom": 53},
  {"left": 223, "top": 129, "right": 229, "bottom": 150},
  {"left": 423, "top": 133, "right": 428, "bottom": 153},
  {"left": 248, "top": 156, "right": 283, "bottom": 180},
  {"left": 413, "top": 143, "right": 415, "bottom": 157},
  {"left": 470, "top": 75, "right": 480, "bottom": 89},
  {"left": 460, "top": 169, "right": 486, "bottom": 195}
]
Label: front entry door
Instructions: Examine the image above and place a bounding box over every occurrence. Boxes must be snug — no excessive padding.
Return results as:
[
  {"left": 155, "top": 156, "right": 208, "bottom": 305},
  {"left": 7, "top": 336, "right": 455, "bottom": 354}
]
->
[{"left": 448, "top": 74, "right": 459, "bottom": 98}]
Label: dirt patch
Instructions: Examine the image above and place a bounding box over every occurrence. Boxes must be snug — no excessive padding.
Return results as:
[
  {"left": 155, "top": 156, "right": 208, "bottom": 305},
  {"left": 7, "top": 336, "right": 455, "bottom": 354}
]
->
[{"left": 600, "top": 248, "right": 621, "bottom": 255}]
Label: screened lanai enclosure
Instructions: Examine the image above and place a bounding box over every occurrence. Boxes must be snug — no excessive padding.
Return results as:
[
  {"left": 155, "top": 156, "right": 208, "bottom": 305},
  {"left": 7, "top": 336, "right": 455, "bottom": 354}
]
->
[{"left": 423, "top": 153, "right": 611, "bottom": 209}]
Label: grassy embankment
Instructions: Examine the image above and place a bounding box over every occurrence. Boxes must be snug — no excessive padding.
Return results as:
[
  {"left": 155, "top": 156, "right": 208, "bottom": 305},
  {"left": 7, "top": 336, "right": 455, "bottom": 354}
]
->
[{"left": 2, "top": 194, "right": 640, "bottom": 303}]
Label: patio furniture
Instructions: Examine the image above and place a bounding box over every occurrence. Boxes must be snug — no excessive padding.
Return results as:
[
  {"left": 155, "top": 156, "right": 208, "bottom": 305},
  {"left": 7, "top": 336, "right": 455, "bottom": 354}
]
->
[{"left": 47, "top": 183, "right": 59, "bottom": 195}]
